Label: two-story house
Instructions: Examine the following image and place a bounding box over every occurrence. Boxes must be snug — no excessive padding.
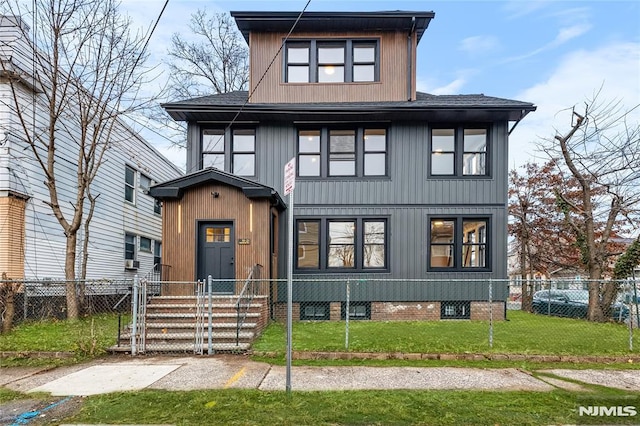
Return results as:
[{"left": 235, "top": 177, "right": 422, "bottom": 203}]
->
[
  {"left": 0, "top": 15, "right": 182, "bottom": 281},
  {"left": 150, "top": 11, "right": 536, "bottom": 321}
]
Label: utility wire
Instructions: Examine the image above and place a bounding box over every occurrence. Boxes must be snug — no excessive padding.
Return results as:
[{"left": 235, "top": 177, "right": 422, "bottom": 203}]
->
[{"left": 183, "top": 0, "right": 312, "bottom": 175}]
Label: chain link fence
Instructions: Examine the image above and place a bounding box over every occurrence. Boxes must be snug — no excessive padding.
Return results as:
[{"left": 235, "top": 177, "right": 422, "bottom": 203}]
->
[{"left": 2, "top": 276, "right": 638, "bottom": 356}]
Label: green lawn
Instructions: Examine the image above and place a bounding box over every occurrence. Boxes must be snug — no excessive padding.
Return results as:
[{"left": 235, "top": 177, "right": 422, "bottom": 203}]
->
[
  {"left": 61, "top": 387, "right": 640, "bottom": 426},
  {"left": 254, "top": 310, "right": 637, "bottom": 356},
  {"left": 0, "top": 313, "right": 123, "bottom": 358}
]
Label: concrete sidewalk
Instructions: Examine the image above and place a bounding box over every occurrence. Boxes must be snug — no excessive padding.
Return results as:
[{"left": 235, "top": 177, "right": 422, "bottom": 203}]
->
[{"left": 3, "top": 355, "right": 639, "bottom": 396}]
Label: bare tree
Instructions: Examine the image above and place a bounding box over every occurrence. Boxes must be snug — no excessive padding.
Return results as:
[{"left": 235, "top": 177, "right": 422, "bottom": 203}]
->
[
  {"left": 146, "top": 9, "right": 249, "bottom": 153},
  {"left": 167, "top": 9, "right": 248, "bottom": 99},
  {"left": 539, "top": 92, "right": 640, "bottom": 321},
  {"left": 1, "top": 0, "right": 154, "bottom": 319}
]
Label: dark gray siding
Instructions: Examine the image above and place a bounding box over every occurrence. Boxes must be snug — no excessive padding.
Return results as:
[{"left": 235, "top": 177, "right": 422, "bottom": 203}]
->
[{"left": 187, "top": 119, "right": 511, "bottom": 302}]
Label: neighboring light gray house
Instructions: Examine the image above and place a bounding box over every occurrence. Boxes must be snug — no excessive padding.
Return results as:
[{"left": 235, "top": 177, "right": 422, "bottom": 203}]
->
[
  {"left": 151, "top": 10, "right": 536, "bottom": 321},
  {"left": 0, "top": 16, "right": 182, "bottom": 280}
]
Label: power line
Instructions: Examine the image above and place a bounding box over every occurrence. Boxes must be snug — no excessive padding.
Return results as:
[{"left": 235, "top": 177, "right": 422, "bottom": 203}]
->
[{"left": 183, "top": 0, "right": 312, "bottom": 175}]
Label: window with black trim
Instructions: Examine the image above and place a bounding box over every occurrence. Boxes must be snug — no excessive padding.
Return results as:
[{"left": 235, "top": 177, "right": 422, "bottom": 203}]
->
[
  {"left": 232, "top": 130, "right": 255, "bottom": 176},
  {"left": 154, "top": 242, "right": 162, "bottom": 268},
  {"left": 441, "top": 301, "right": 470, "bottom": 319},
  {"left": 429, "top": 217, "right": 489, "bottom": 270},
  {"left": 341, "top": 302, "right": 371, "bottom": 320},
  {"left": 296, "top": 218, "right": 387, "bottom": 271},
  {"left": 300, "top": 302, "right": 330, "bottom": 320},
  {"left": 154, "top": 199, "right": 162, "bottom": 215},
  {"left": 285, "top": 39, "right": 379, "bottom": 83},
  {"left": 297, "top": 127, "right": 387, "bottom": 178},
  {"left": 201, "top": 128, "right": 256, "bottom": 177},
  {"left": 430, "top": 127, "right": 488, "bottom": 176}
]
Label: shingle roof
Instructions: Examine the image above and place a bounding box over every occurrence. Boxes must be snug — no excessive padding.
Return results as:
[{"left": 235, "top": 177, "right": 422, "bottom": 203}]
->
[
  {"left": 149, "top": 167, "right": 286, "bottom": 210},
  {"left": 163, "top": 91, "right": 535, "bottom": 110}
]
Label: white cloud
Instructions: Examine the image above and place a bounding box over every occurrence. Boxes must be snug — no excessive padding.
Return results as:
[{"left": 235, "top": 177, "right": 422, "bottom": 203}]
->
[
  {"left": 502, "top": 0, "right": 552, "bottom": 19},
  {"left": 509, "top": 41, "right": 640, "bottom": 169},
  {"left": 430, "top": 78, "right": 467, "bottom": 95},
  {"left": 459, "top": 35, "right": 500, "bottom": 56},
  {"left": 503, "top": 23, "right": 592, "bottom": 63}
]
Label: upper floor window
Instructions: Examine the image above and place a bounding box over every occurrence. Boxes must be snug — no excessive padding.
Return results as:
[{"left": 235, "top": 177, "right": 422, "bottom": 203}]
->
[
  {"left": 296, "top": 217, "right": 387, "bottom": 271},
  {"left": 201, "top": 128, "right": 256, "bottom": 177},
  {"left": 430, "top": 127, "right": 488, "bottom": 177},
  {"left": 124, "top": 165, "right": 136, "bottom": 203},
  {"left": 297, "top": 127, "right": 387, "bottom": 178},
  {"left": 429, "top": 217, "right": 489, "bottom": 270},
  {"left": 285, "top": 39, "right": 378, "bottom": 83},
  {"left": 202, "top": 129, "right": 225, "bottom": 170}
]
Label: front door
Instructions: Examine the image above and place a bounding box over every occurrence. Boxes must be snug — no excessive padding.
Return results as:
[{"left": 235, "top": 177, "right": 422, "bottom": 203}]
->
[{"left": 197, "top": 222, "right": 235, "bottom": 293}]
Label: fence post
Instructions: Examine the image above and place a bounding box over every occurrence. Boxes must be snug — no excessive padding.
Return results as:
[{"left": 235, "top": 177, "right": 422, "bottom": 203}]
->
[
  {"left": 131, "top": 275, "right": 139, "bottom": 356},
  {"left": 488, "top": 278, "right": 493, "bottom": 348},
  {"left": 345, "top": 279, "right": 350, "bottom": 350},
  {"left": 208, "top": 275, "right": 213, "bottom": 355}
]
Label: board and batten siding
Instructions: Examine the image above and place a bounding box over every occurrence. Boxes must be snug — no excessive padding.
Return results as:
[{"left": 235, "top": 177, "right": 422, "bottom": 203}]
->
[
  {"left": 162, "top": 184, "right": 275, "bottom": 284},
  {"left": 247, "top": 121, "right": 510, "bottom": 207},
  {"left": 248, "top": 31, "right": 415, "bottom": 103}
]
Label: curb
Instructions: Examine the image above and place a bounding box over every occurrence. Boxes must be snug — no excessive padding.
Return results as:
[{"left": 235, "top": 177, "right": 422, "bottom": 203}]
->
[{"left": 253, "top": 351, "right": 640, "bottom": 364}]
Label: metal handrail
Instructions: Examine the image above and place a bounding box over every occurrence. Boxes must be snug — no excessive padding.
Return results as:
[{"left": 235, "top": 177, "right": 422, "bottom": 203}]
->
[{"left": 235, "top": 265, "right": 262, "bottom": 345}]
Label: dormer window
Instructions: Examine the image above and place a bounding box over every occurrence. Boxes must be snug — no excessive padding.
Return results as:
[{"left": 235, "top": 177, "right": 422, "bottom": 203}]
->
[{"left": 285, "top": 39, "right": 379, "bottom": 83}]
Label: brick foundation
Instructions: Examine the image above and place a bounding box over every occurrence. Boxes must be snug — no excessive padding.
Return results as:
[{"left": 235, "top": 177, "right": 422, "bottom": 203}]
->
[{"left": 273, "top": 301, "right": 505, "bottom": 321}]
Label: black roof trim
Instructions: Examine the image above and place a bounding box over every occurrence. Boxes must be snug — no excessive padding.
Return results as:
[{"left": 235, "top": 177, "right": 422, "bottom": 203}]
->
[
  {"left": 149, "top": 167, "right": 286, "bottom": 210},
  {"left": 231, "top": 11, "right": 435, "bottom": 44},
  {"left": 161, "top": 91, "right": 536, "bottom": 122}
]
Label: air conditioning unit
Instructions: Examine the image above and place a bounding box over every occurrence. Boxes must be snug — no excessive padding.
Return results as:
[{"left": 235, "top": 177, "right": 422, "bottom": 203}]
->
[{"left": 124, "top": 259, "right": 139, "bottom": 270}]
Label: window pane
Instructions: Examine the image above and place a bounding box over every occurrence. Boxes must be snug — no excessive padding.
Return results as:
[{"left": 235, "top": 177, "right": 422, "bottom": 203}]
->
[
  {"left": 233, "top": 131, "right": 254, "bottom": 152},
  {"left": 299, "top": 155, "right": 320, "bottom": 176},
  {"left": 464, "top": 129, "right": 487, "bottom": 152},
  {"left": 353, "top": 46, "right": 375, "bottom": 62},
  {"left": 364, "top": 221, "right": 385, "bottom": 268},
  {"left": 299, "top": 130, "right": 320, "bottom": 152},
  {"left": 328, "top": 221, "right": 355, "bottom": 268},
  {"left": 203, "top": 130, "right": 224, "bottom": 152},
  {"left": 140, "top": 174, "right": 151, "bottom": 191},
  {"left": 233, "top": 154, "right": 255, "bottom": 176},
  {"left": 125, "top": 166, "right": 135, "bottom": 185},
  {"left": 431, "top": 153, "right": 454, "bottom": 175},
  {"left": 330, "top": 130, "right": 355, "bottom": 152},
  {"left": 125, "top": 186, "right": 134, "bottom": 203},
  {"left": 364, "top": 129, "right": 386, "bottom": 151},
  {"left": 330, "top": 155, "right": 355, "bottom": 175},
  {"left": 432, "top": 129, "right": 455, "bottom": 151},
  {"left": 297, "top": 220, "right": 319, "bottom": 269},
  {"left": 288, "top": 47, "right": 309, "bottom": 63},
  {"left": 203, "top": 153, "right": 225, "bottom": 170},
  {"left": 318, "top": 47, "right": 344, "bottom": 64},
  {"left": 125, "top": 234, "right": 136, "bottom": 260},
  {"left": 430, "top": 220, "right": 454, "bottom": 268},
  {"left": 463, "top": 153, "right": 486, "bottom": 175},
  {"left": 364, "top": 153, "right": 386, "bottom": 176},
  {"left": 318, "top": 65, "right": 344, "bottom": 82},
  {"left": 288, "top": 66, "right": 309, "bottom": 83},
  {"left": 140, "top": 237, "right": 151, "bottom": 252},
  {"left": 206, "top": 227, "right": 231, "bottom": 243},
  {"left": 330, "top": 130, "right": 355, "bottom": 176},
  {"left": 463, "top": 220, "right": 487, "bottom": 267},
  {"left": 353, "top": 65, "right": 374, "bottom": 82}
]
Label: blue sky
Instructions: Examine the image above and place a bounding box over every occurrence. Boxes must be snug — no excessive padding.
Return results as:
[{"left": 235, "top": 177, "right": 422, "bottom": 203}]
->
[{"left": 121, "top": 0, "right": 640, "bottom": 171}]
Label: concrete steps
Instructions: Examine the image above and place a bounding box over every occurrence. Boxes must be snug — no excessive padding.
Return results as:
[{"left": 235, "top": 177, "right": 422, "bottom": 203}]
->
[{"left": 111, "top": 295, "right": 268, "bottom": 354}]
